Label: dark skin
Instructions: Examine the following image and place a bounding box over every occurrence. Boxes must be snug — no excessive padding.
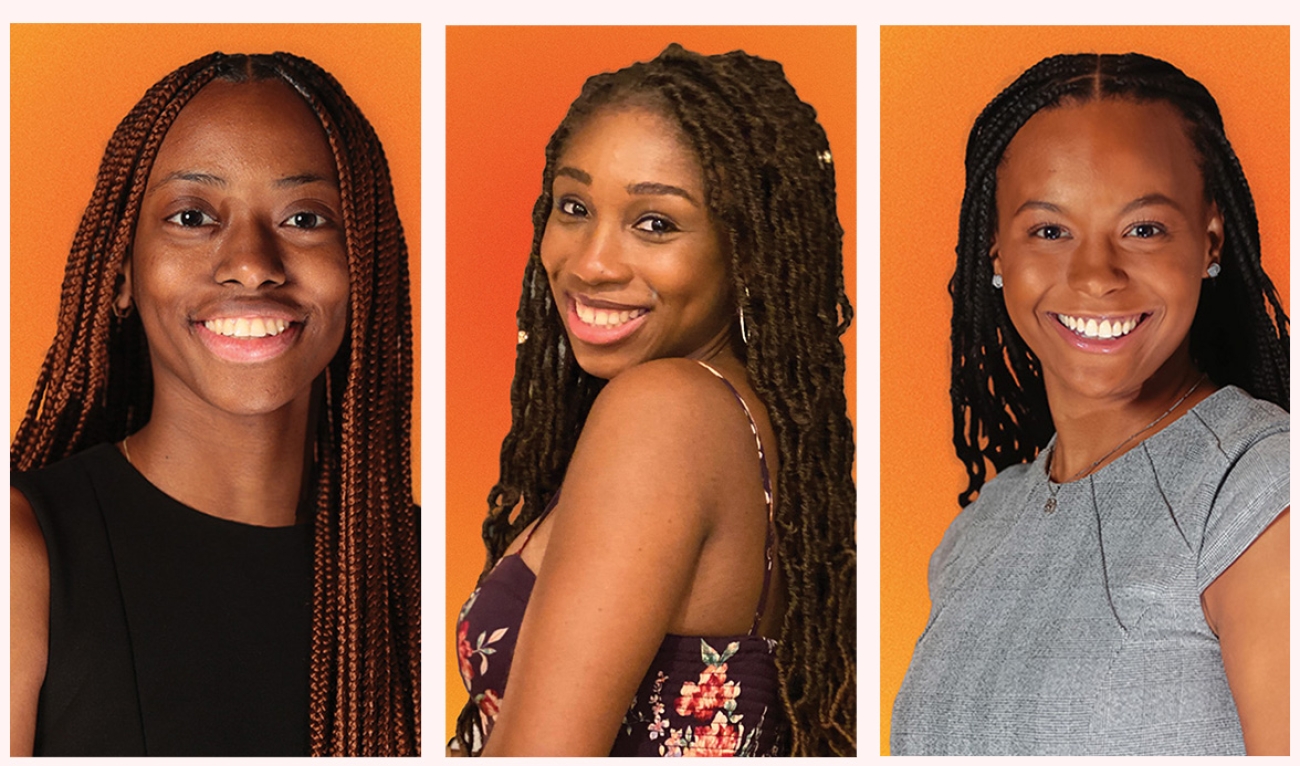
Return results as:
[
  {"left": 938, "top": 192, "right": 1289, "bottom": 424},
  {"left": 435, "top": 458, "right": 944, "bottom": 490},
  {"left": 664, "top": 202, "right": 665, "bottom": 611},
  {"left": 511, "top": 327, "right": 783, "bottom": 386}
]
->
[
  {"left": 479, "top": 107, "right": 784, "bottom": 755},
  {"left": 10, "top": 79, "right": 349, "bottom": 754},
  {"left": 991, "top": 98, "right": 1288, "bottom": 755}
]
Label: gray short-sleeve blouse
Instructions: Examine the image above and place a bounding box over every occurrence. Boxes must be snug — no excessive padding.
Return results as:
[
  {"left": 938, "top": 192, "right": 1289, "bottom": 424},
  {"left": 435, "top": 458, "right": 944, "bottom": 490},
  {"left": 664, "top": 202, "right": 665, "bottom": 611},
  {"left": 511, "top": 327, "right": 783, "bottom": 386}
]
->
[{"left": 891, "top": 386, "right": 1289, "bottom": 755}]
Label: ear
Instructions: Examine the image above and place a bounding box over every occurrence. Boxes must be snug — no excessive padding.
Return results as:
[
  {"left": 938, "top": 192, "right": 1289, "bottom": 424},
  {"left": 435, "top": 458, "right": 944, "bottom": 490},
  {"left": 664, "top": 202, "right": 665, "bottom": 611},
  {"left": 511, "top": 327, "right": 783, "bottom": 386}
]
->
[
  {"left": 114, "top": 252, "right": 134, "bottom": 315},
  {"left": 988, "top": 233, "right": 1002, "bottom": 277},
  {"left": 1203, "top": 201, "right": 1224, "bottom": 272}
]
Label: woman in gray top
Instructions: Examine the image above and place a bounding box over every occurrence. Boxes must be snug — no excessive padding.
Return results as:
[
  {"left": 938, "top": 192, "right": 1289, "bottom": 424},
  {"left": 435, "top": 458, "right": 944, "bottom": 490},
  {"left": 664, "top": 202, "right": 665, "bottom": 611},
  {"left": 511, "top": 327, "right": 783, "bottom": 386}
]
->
[{"left": 892, "top": 53, "right": 1289, "bottom": 755}]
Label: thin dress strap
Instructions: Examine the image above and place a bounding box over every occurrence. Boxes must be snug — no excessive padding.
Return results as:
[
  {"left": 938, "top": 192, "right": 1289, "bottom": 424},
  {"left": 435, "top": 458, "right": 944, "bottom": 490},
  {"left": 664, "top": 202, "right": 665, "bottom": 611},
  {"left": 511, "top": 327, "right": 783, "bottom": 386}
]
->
[
  {"left": 516, "top": 491, "right": 561, "bottom": 555},
  {"left": 694, "top": 360, "right": 775, "bottom": 636}
]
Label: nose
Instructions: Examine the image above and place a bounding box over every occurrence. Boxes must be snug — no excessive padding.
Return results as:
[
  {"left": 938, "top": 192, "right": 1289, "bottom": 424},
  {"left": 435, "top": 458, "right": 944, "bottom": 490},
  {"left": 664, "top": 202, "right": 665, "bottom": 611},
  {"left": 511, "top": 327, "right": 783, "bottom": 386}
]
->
[
  {"left": 1066, "top": 234, "right": 1127, "bottom": 297},
  {"left": 214, "top": 215, "right": 286, "bottom": 289},
  {"left": 567, "top": 221, "right": 630, "bottom": 285}
]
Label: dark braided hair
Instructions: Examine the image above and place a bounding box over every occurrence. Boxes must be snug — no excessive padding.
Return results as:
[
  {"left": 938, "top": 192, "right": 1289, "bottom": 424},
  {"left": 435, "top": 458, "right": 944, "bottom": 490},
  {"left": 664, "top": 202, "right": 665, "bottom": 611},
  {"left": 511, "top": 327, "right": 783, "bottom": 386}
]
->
[
  {"left": 951, "top": 52, "right": 1290, "bottom": 508},
  {"left": 456, "top": 43, "right": 856, "bottom": 756},
  {"left": 10, "top": 52, "right": 420, "bottom": 755}
]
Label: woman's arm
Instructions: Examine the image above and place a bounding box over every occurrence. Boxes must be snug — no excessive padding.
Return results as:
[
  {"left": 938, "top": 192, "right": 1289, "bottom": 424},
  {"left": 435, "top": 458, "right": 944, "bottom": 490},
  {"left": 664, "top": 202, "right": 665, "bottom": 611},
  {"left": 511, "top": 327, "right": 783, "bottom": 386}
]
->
[
  {"left": 482, "top": 359, "right": 761, "bottom": 755},
  {"left": 1202, "top": 508, "right": 1289, "bottom": 756},
  {"left": 10, "top": 487, "right": 49, "bottom": 756}
]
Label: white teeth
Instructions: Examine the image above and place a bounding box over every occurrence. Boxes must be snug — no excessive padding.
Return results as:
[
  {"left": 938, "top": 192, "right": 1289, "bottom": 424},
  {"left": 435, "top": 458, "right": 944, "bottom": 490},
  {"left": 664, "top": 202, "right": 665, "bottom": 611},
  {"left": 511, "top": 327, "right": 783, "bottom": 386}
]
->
[
  {"left": 1056, "top": 313, "right": 1142, "bottom": 340},
  {"left": 203, "top": 317, "right": 291, "bottom": 338},
  {"left": 574, "top": 301, "right": 646, "bottom": 329}
]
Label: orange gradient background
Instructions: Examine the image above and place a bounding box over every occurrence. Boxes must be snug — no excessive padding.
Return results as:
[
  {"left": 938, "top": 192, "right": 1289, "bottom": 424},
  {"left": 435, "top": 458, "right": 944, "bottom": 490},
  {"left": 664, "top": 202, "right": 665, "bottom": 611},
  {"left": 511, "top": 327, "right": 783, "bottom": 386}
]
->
[
  {"left": 10, "top": 24, "right": 421, "bottom": 502},
  {"left": 447, "top": 26, "right": 856, "bottom": 741},
  {"left": 880, "top": 26, "right": 1289, "bottom": 753}
]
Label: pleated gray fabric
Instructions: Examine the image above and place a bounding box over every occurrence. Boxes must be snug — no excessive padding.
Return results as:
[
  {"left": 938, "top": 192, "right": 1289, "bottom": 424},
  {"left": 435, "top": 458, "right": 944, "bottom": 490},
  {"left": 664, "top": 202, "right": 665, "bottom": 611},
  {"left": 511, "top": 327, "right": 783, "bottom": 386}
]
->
[{"left": 891, "top": 386, "right": 1288, "bottom": 755}]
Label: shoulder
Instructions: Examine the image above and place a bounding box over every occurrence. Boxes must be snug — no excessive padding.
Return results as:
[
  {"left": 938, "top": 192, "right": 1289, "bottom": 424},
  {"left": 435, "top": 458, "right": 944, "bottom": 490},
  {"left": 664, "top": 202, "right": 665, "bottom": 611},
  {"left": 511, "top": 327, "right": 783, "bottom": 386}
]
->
[
  {"left": 582, "top": 359, "right": 758, "bottom": 457},
  {"left": 1182, "top": 386, "right": 1288, "bottom": 463},
  {"left": 10, "top": 485, "right": 48, "bottom": 591},
  {"left": 12, "top": 444, "right": 122, "bottom": 565},
  {"left": 1178, "top": 388, "right": 1289, "bottom": 591},
  {"left": 11, "top": 486, "right": 45, "bottom": 558},
  {"left": 567, "top": 359, "right": 761, "bottom": 513},
  {"left": 589, "top": 358, "right": 747, "bottom": 423}
]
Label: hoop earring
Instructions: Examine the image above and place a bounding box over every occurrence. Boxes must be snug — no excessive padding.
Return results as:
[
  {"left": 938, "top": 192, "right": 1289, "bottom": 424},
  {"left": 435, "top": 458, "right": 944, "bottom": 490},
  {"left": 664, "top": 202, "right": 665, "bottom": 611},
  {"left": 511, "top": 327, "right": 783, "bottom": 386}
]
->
[{"left": 738, "top": 287, "right": 751, "bottom": 345}]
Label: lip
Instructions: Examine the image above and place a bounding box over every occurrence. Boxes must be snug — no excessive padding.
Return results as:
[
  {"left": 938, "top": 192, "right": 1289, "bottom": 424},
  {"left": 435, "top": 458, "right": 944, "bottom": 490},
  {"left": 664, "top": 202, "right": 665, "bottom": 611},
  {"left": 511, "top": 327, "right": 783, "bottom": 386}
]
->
[
  {"left": 564, "top": 293, "right": 651, "bottom": 346},
  {"left": 1047, "top": 311, "right": 1151, "bottom": 354},
  {"left": 191, "top": 301, "right": 306, "bottom": 363}
]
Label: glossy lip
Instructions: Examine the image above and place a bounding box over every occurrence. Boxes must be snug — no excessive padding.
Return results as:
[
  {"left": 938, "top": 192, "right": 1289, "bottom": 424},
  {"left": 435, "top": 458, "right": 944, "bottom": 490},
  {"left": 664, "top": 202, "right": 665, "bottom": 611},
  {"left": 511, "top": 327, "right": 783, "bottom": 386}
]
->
[
  {"left": 564, "top": 293, "right": 651, "bottom": 346},
  {"left": 1047, "top": 311, "right": 1152, "bottom": 354},
  {"left": 191, "top": 301, "right": 306, "bottom": 363}
]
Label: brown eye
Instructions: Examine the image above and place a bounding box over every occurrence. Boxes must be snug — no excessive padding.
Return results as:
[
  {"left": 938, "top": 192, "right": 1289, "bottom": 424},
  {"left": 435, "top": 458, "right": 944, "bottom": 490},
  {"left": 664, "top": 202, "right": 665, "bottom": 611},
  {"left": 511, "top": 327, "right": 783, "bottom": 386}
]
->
[
  {"left": 1126, "top": 222, "right": 1165, "bottom": 239},
  {"left": 285, "top": 212, "right": 327, "bottom": 229},
  {"left": 1031, "top": 224, "right": 1066, "bottom": 241},
  {"left": 166, "top": 209, "right": 215, "bottom": 228},
  {"left": 633, "top": 215, "right": 679, "bottom": 235},
  {"left": 558, "top": 198, "right": 588, "bottom": 217}
]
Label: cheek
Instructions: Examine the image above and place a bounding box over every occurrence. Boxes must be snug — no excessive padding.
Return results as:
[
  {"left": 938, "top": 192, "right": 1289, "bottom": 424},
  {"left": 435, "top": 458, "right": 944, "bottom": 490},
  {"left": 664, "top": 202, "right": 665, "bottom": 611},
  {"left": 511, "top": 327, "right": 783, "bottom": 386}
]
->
[{"left": 539, "top": 222, "right": 565, "bottom": 275}]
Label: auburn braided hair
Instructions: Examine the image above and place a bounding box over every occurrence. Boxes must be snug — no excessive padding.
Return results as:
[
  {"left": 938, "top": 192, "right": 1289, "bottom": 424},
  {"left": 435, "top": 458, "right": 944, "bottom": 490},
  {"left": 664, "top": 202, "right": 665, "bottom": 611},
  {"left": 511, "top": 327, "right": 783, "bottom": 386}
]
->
[
  {"left": 951, "top": 52, "right": 1290, "bottom": 508},
  {"left": 10, "top": 52, "right": 420, "bottom": 755},
  {"left": 455, "top": 43, "right": 856, "bottom": 756}
]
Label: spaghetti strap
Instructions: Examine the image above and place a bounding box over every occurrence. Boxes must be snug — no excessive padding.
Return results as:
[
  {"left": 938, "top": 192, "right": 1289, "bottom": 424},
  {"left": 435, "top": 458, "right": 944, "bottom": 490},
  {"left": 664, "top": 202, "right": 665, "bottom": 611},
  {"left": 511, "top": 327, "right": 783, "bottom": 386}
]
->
[
  {"left": 516, "top": 491, "right": 561, "bottom": 555},
  {"left": 694, "top": 361, "right": 776, "bottom": 636}
]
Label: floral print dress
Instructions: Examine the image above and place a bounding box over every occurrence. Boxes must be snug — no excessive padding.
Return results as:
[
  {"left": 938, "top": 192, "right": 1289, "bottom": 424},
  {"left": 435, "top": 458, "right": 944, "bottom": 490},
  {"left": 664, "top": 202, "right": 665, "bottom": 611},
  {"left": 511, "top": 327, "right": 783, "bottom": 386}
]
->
[{"left": 457, "top": 362, "right": 784, "bottom": 756}]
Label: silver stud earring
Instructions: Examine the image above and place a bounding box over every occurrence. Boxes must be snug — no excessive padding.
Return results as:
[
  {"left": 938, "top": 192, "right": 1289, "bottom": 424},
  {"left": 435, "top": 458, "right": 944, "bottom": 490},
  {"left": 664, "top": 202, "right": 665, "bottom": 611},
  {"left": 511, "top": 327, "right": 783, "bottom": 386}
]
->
[
  {"left": 1206, "top": 262, "right": 1221, "bottom": 278},
  {"left": 991, "top": 274, "right": 1004, "bottom": 289}
]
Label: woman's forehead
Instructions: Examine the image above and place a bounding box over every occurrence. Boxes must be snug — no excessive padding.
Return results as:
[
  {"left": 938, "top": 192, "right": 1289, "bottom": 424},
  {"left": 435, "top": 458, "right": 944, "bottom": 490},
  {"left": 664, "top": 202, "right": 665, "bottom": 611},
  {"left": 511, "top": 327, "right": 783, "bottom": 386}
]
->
[
  {"left": 151, "top": 79, "right": 336, "bottom": 183},
  {"left": 998, "top": 99, "right": 1204, "bottom": 206}
]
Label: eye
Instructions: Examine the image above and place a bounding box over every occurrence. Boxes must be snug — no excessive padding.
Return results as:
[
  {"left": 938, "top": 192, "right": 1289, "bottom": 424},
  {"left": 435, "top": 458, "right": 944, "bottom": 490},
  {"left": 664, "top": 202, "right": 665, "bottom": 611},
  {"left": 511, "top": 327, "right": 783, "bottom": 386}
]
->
[
  {"left": 1029, "top": 224, "right": 1068, "bottom": 241},
  {"left": 1125, "top": 222, "right": 1166, "bottom": 239},
  {"left": 284, "top": 211, "right": 329, "bottom": 229},
  {"left": 165, "top": 209, "right": 216, "bottom": 228},
  {"left": 633, "top": 215, "right": 680, "bottom": 235},
  {"left": 557, "top": 198, "right": 588, "bottom": 217}
]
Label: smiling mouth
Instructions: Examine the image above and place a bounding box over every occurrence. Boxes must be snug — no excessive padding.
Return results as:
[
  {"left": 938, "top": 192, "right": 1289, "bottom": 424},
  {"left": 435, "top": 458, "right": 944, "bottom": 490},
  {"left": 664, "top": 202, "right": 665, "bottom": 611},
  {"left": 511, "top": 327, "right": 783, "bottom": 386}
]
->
[
  {"left": 1053, "top": 312, "right": 1148, "bottom": 340},
  {"left": 573, "top": 300, "right": 649, "bottom": 329},
  {"left": 201, "top": 317, "right": 293, "bottom": 339}
]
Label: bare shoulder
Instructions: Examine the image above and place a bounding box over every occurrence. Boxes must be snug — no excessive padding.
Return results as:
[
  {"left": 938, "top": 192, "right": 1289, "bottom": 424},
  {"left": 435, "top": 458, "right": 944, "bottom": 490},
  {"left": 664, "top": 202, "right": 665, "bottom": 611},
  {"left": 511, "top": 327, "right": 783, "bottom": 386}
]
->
[
  {"left": 11, "top": 485, "right": 49, "bottom": 756},
  {"left": 11, "top": 486, "right": 47, "bottom": 573},
  {"left": 586, "top": 358, "right": 752, "bottom": 440}
]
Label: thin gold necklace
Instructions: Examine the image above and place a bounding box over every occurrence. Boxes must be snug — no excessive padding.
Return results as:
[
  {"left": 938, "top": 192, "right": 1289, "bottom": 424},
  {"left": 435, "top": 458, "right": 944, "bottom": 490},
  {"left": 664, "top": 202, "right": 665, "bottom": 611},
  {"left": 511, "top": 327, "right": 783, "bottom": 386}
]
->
[
  {"left": 1043, "top": 373, "right": 1207, "bottom": 514},
  {"left": 121, "top": 434, "right": 133, "bottom": 466}
]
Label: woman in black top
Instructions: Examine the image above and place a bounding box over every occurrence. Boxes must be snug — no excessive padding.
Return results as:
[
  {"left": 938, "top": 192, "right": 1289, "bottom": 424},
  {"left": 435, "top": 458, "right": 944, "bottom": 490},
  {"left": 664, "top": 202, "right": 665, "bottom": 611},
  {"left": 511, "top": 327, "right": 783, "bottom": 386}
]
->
[{"left": 10, "top": 52, "right": 419, "bottom": 756}]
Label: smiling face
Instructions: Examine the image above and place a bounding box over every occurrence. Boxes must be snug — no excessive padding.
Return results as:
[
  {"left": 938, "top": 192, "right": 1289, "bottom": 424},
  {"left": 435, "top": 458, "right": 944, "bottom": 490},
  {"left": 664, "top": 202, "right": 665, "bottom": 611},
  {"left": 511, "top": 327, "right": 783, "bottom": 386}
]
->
[
  {"left": 125, "top": 78, "right": 350, "bottom": 418},
  {"left": 540, "top": 106, "right": 737, "bottom": 380},
  {"left": 991, "top": 98, "right": 1222, "bottom": 402}
]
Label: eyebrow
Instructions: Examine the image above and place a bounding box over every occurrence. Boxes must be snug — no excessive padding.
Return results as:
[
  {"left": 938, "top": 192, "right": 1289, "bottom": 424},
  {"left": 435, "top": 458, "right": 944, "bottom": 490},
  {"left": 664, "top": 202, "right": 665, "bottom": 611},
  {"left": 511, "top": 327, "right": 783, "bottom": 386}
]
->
[
  {"left": 274, "top": 173, "right": 337, "bottom": 189},
  {"left": 1120, "top": 193, "right": 1184, "bottom": 215},
  {"left": 147, "top": 170, "right": 337, "bottom": 195},
  {"left": 627, "top": 181, "right": 698, "bottom": 206},
  {"left": 554, "top": 166, "right": 700, "bottom": 206},
  {"left": 1013, "top": 194, "right": 1185, "bottom": 218},
  {"left": 555, "top": 166, "right": 591, "bottom": 184},
  {"left": 149, "top": 170, "right": 226, "bottom": 192},
  {"left": 1013, "top": 200, "right": 1064, "bottom": 216}
]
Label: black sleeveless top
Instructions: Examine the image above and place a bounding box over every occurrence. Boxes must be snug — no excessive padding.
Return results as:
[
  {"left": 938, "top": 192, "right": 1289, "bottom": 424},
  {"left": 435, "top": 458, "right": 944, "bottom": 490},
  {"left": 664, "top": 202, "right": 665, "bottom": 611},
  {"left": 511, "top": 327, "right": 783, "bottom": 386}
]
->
[{"left": 11, "top": 443, "right": 313, "bottom": 756}]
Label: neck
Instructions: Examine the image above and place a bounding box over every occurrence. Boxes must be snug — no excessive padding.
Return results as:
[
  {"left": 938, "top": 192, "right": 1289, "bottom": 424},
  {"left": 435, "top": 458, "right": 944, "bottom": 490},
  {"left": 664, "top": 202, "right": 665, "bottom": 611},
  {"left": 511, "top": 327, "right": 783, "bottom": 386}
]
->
[
  {"left": 1043, "top": 352, "right": 1214, "bottom": 482},
  {"left": 125, "top": 392, "right": 317, "bottom": 527}
]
